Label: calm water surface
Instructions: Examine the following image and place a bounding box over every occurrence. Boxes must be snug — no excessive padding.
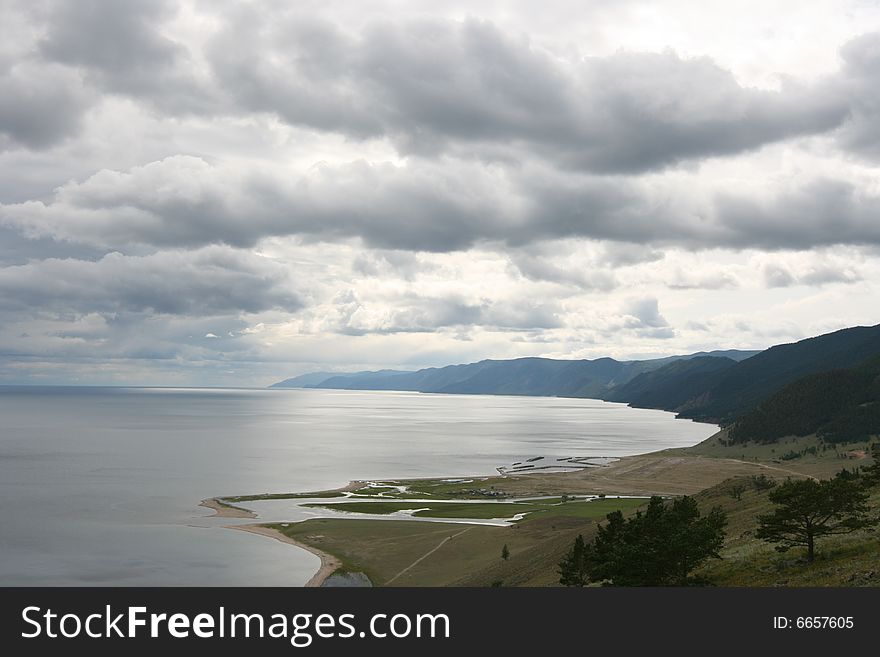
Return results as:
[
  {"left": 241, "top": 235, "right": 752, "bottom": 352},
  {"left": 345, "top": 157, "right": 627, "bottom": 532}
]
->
[{"left": 0, "top": 387, "right": 716, "bottom": 585}]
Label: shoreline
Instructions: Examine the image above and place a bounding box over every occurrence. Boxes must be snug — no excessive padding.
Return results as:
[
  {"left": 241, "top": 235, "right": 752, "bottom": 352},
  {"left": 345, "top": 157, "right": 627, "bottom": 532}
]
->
[
  {"left": 199, "top": 497, "right": 257, "bottom": 519},
  {"left": 227, "top": 524, "right": 342, "bottom": 587},
  {"left": 207, "top": 431, "right": 836, "bottom": 587}
]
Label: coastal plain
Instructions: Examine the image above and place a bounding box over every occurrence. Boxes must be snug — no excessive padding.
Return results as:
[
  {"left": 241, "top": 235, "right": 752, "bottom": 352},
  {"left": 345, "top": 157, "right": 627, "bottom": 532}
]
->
[{"left": 212, "top": 430, "right": 879, "bottom": 587}]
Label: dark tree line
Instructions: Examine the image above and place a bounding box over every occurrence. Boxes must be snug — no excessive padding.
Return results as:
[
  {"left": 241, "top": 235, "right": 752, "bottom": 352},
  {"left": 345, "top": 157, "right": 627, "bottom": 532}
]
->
[{"left": 558, "top": 496, "right": 727, "bottom": 586}]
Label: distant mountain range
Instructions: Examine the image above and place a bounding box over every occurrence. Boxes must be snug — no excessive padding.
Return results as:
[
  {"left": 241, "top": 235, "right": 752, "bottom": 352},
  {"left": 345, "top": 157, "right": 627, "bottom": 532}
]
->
[
  {"left": 271, "top": 350, "right": 759, "bottom": 406},
  {"left": 272, "top": 324, "right": 880, "bottom": 444}
]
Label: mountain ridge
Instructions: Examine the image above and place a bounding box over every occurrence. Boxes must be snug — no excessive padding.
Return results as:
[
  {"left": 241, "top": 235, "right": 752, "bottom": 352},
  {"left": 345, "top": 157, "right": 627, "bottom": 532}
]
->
[
  {"left": 271, "top": 324, "right": 880, "bottom": 437},
  {"left": 270, "top": 350, "right": 759, "bottom": 401}
]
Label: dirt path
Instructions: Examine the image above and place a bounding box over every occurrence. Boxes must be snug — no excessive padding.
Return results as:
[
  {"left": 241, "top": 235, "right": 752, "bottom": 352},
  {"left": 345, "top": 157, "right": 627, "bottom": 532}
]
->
[
  {"left": 723, "top": 458, "right": 819, "bottom": 481},
  {"left": 384, "top": 527, "right": 472, "bottom": 585}
]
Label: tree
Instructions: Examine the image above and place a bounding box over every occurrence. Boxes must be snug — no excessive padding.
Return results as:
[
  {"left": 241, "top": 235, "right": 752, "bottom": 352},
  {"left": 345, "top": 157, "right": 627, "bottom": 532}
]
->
[
  {"left": 580, "top": 496, "right": 726, "bottom": 586},
  {"left": 750, "top": 474, "right": 777, "bottom": 491},
  {"left": 557, "top": 534, "right": 588, "bottom": 586},
  {"left": 756, "top": 477, "right": 877, "bottom": 562},
  {"left": 863, "top": 443, "right": 880, "bottom": 487},
  {"left": 501, "top": 544, "right": 510, "bottom": 561}
]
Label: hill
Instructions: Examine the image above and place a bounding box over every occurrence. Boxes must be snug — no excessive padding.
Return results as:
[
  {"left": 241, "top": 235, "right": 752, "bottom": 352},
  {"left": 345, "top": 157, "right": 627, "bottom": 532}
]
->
[
  {"left": 676, "top": 324, "right": 880, "bottom": 424},
  {"left": 604, "top": 356, "right": 737, "bottom": 410},
  {"left": 727, "top": 354, "right": 880, "bottom": 444}
]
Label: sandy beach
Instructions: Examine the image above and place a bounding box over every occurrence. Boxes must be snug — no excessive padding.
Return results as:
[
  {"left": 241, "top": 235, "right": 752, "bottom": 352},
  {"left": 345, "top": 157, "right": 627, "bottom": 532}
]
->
[
  {"left": 199, "top": 497, "right": 257, "bottom": 519},
  {"left": 227, "top": 524, "right": 342, "bottom": 587}
]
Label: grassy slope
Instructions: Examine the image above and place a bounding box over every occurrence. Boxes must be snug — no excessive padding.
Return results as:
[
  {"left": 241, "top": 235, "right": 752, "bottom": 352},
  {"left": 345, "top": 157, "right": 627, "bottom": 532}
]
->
[
  {"left": 691, "top": 476, "right": 880, "bottom": 586},
  {"left": 396, "top": 452, "right": 785, "bottom": 498},
  {"left": 671, "top": 429, "right": 874, "bottom": 480}
]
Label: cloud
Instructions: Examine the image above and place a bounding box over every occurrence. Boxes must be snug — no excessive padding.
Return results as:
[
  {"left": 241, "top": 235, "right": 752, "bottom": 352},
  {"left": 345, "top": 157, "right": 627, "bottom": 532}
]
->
[
  {"left": 667, "top": 270, "right": 739, "bottom": 290},
  {"left": 621, "top": 298, "right": 674, "bottom": 338},
  {"left": 0, "top": 156, "right": 522, "bottom": 251},
  {"left": 3, "top": 1, "right": 880, "bottom": 386},
  {"left": 714, "top": 177, "right": 880, "bottom": 250},
  {"left": 0, "top": 60, "right": 91, "bottom": 150},
  {"left": 0, "top": 246, "right": 303, "bottom": 316},
  {"left": 37, "top": 0, "right": 210, "bottom": 113},
  {"left": 508, "top": 252, "right": 618, "bottom": 290},
  {"left": 598, "top": 243, "right": 665, "bottom": 267},
  {"left": 205, "top": 14, "right": 847, "bottom": 172},
  {"left": 6, "top": 155, "right": 880, "bottom": 256},
  {"left": 763, "top": 262, "right": 861, "bottom": 288},
  {"left": 7, "top": 4, "right": 859, "bottom": 169},
  {"left": 351, "top": 250, "right": 438, "bottom": 280},
  {"left": 833, "top": 31, "right": 880, "bottom": 161},
  {"left": 763, "top": 264, "right": 796, "bottom": 288},
  {"left": 324, "top": 289, "right": 562, "bottom": 335}
]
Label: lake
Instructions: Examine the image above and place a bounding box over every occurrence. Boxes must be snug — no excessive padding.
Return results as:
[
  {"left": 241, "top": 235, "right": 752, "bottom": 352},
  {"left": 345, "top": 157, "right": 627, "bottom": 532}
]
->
[{"left": 0, "top": 386, "right": 716, "bottom": 586}]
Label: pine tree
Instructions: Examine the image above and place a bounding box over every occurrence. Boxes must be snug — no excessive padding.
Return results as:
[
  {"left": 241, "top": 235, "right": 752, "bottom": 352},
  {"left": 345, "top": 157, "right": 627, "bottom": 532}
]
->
[
  {"left": 557, "top": 534, "right": 588, "bottom": 586},
  {"left": 585, "top": 496, "right": 726, "bottom": 586},
  {"left": 756, "top": 477, "right": 877, "bottom": 562},
  {"left": 863, "top": 443, "right": 880, "bottom": 486}
]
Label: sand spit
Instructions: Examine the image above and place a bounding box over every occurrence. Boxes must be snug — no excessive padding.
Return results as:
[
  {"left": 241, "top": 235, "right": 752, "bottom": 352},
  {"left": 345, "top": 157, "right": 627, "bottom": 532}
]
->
[{"left": 199, "top": 498, "right": 257, "bottom": 519}]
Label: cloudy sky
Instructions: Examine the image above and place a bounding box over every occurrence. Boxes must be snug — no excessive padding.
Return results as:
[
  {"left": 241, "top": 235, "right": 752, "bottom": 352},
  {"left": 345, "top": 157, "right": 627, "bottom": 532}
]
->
[{"left": 1, "top": 0, "right": 879, "bottom": 386}]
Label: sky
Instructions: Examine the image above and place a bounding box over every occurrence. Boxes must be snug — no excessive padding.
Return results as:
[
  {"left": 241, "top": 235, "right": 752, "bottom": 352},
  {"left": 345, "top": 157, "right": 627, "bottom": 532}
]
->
[{"left": 1, "top": 0, "right": 880, "bottom": 386}]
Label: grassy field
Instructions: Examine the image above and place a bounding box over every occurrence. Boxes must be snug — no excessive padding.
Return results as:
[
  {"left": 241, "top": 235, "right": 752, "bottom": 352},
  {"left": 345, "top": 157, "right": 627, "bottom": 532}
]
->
[
  {"left": 272, "top": 497, "right": 648, "bottom": 586},
  {"left": 670, "top": 431, "right": 875, "bottom": 480},
  {"left": 274, "top": 519, "right": 513, "bottom": 586},
  {"left": 376, "top": 453, "right": 787, "bottom": 501},
  {"left": 303, "top": 497, "right": 645, "bottom": 521}
]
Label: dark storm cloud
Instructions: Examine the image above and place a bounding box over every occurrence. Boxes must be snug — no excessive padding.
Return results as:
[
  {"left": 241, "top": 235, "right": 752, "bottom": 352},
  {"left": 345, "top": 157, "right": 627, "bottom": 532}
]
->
[
  {"left": 713, "top": 178, "right": 880, "bottom": 250},
  {"left": 0, "top": 156, "right": 521, "bottom": 251},
  {"left": 39, "top": 0, "right": 179, "bottom": 82},
  {"left": 5, "top": 155, "right": 880, "bottom": 253},
  {"left": 0, "top": 226, "right": 108, "bottom": 266},
  {"left": 37, "top": 0, "right": 209, "bottom": 112},
  {"left": 0, "top": 60, "right": 90, "bottom": 150},
  {"left": 0, "top": 247, "right": 302, "bottom": 315},
  {"left": 3, "top": 3, "right": 876, "bottom": 171},
  {"left": 206, "top": 15, "right": 847, "bottom": 172}
]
